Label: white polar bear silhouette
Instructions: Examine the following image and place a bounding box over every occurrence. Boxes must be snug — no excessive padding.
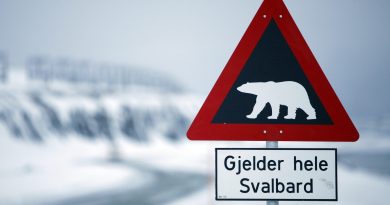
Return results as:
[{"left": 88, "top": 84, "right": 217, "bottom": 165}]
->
[{"left": 237, "top": 81, "right": 316, "bottom": 120}]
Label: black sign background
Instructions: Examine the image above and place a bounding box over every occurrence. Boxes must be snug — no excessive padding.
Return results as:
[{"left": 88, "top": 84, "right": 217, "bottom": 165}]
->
[{"left": 212, "top": 20, "right": 332, "bottom": 125}]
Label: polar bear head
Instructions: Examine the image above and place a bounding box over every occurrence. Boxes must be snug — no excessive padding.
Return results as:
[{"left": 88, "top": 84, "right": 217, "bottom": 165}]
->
[{"left": 237, "top": 82, "right": 261, "bottom": 95}]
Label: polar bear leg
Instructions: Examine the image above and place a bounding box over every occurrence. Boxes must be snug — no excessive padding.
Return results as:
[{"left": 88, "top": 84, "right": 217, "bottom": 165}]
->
[
  {"left": 267, "top": 104, "right": 280, "bottom": 119},
  {"left": 305, "top": 106, "right": 317, "bottom": 120},
  {"left": 284, "top": 107, "right": 297, "bottom": 119},
  {"left": 246, "top": 97, "right": 266, "bottom": 119}
]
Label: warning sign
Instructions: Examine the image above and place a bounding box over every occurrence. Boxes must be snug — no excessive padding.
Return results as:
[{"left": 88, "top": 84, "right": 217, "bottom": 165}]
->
[{"left": 187, "top": 0, "right": 359, "bottom": 141}]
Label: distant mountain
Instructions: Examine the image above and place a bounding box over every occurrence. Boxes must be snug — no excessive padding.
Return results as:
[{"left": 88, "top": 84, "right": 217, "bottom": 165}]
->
[
  {"left": 25, "top": 57, "right": 183, "bottom": 92},
  {"left": 0, "top": 67, "right": 200, "bottom": 142}
]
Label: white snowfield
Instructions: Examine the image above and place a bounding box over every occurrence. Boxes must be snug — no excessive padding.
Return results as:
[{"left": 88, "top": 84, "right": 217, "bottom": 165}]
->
[
  {"left": 1, "top": 137, "right": 389, "bottom": 205},
  {"left": 0, "top": 69, "right": 389, "bottom": 205}
]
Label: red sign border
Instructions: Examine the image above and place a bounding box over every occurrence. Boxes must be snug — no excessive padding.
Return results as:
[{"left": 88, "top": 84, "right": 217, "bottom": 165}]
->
[{"left": 187, "top": 0, "right": 359, "bottom": 141}]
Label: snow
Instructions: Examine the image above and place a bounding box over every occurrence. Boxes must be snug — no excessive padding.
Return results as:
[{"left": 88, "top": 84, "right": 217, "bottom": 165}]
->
[
  {"left": 0, "top": 68, "right": 196, "bottom": 142},
  {"left": 1, "top": 127, "right": 390, "bottom": 205},
  {"left": 0, "top": 134, "right": 139, "bottom": 205}
]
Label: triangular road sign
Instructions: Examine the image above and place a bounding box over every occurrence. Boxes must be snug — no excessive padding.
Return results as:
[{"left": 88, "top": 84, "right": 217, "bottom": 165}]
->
[{"left": 187, "top": 0, "right": 359, "bottom": 141}]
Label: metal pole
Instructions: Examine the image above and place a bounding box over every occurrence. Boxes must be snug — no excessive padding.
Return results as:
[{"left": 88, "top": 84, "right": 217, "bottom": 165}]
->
[
  {"left": 266, "top": 141, "right": 278, "bottom": 149},
  {"left": 266, "top": 141, "right": 279, "bottom": 205}
]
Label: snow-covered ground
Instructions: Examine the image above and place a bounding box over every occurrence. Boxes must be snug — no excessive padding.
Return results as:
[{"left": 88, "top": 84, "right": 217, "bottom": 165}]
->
[
  {"left": 1, "top": 134, "right": 389, "bottom": 205},
  {"left": 0, "top": 135, "right": 136, "bottom": 204},
  {"left": 171, "top": 164, "right": 390, "bottom": 205}
]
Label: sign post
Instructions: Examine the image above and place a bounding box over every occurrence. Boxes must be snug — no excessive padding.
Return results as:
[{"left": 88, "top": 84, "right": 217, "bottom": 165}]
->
[
  {"left": 266, "top": 141, "right": 278, "bottom": 149},
  {"left": 187, "top": 0, "right": 358, "bottom": 203},
  {"left": 266, "top": 141, "right": 278, "bottom": 205}
]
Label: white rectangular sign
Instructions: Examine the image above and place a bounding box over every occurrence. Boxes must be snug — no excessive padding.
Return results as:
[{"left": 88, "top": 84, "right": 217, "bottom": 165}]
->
[{"left": 215, "top": 148, "right": 337, "bottom": 201}]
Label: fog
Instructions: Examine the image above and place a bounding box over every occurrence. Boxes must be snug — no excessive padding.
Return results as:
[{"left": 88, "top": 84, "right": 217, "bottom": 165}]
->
[{"left": 1, "top": 0, "right": 389, "bottom": 120}]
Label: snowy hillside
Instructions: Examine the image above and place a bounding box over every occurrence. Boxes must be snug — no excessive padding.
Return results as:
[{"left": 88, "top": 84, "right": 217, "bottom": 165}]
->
[
  {"left": 0, "top": 68, "right": 200, "bottom": 143},
  {"left": 0, "top": 66, "right": 209, "bottom": 205}
]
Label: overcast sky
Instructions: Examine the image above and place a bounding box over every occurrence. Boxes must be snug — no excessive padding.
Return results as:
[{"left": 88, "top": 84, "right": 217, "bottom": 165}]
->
[{"left": 0, "top": 0, "right": 389, "bottom": 120}]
